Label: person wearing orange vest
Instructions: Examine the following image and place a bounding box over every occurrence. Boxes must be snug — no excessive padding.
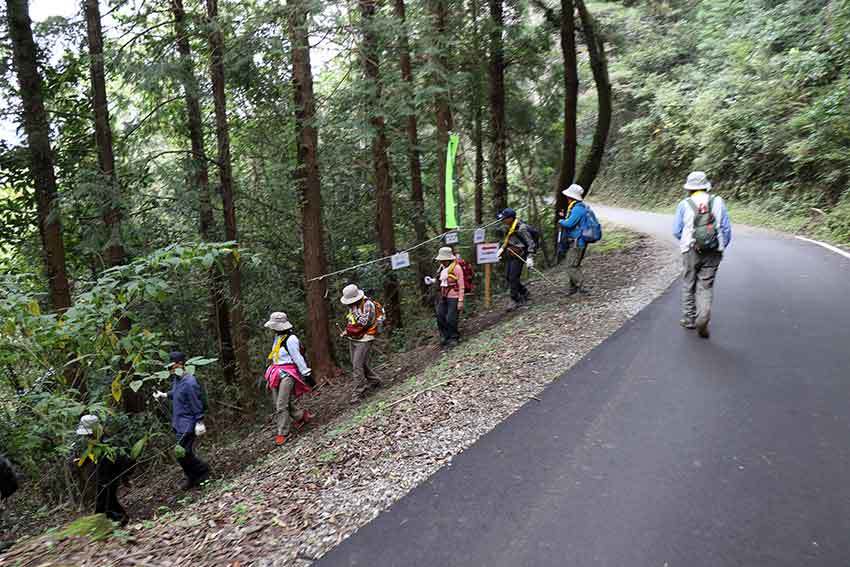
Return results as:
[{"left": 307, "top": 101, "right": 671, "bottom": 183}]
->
[
  {"left": 340, "top": 284, "right": 383, "bottom": 403},
  {"left": 425, "top": 246, "right": 465, "bottom": 348}
]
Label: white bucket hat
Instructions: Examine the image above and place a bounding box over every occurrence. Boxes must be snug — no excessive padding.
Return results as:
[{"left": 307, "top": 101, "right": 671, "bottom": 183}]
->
[
  {"left": 76, "top": 414, "right": 99, "bottom": 436},
  {"left": 434, "top": 246, "right": 455, "bottom": 262},
  {"left": 340, "top": 284, "right": 365, "bottom": 305},
  {"left": 562, "top": 184, "right": 585, "bottom": 201},
  {"left": 684, "top": 171, "right": 712, "bottom": 191},
  {"left": 264, "top": 312, "right": 293, "bottom": 331}
]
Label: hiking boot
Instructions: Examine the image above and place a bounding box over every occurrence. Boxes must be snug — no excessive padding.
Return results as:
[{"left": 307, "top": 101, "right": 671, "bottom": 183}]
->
[
  {"left": 294, "top": 412, "right": 314, "bottom": 431},
  {"left": 275, "top": 434, "right": 287, "bottom": 446},
  {"left": 566, "top": 287, "right": 579, "bottom": 297},
  {"left": 179, "top": 478, "right": 194, "bottom": 491},
  {"left": 445, "top": 339, "right": 459, "bottom": 349},
  {"left": 696, "top": 320, "right": 710, "bottom": 339},
  {"left": 507, "top": 300, "right": 521, "bottom": 311},
  {"left": 680, "top": 318, "right": 696, "bottom": 329},
  {"left": 577, "top": 287, "right": 590, "bottom": 295}
]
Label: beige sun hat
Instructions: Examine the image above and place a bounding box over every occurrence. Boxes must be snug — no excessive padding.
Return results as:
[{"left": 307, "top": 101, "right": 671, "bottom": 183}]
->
[
  {"left": 340, "top": 284, "right": 365, "bottom": 305},
  {"left": 264, "top": 312, "right": 293, "bottom": 331},
  {"left": 76, "top": 414, "right": 99, "bottom": 436},
  {"left": 434, "top": 246, "right": 455, "bottom": 262},
  {"left": 684, "top": 171, "right": 712, "bottom": 191},
  {"left": 562, "top": 184, "right": 585, "bottom": 201}
]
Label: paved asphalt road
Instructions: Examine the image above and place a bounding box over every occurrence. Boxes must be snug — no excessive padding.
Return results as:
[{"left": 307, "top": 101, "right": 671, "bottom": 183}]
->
[{"left": 317, "top": 207, "right": 850, "bottom": 567}]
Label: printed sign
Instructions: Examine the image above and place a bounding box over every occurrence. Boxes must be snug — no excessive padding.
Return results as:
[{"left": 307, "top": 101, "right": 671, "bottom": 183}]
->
[
  {"left": 445, "top": 231, "right": 459, "bottom": 245},
  {"left": 473, "top": 228, "right": 486, "bottom": 244},
  {"left": 390, "top": 252, "right": 411, "bottom": 270},
  {"left": 476, "top": 243, "right": 501, "bottom": 265}
]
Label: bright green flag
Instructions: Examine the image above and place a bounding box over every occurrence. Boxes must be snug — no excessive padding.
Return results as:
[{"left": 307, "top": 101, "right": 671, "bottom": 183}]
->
[{"left": 445, "top": 133, "right": 460, "bottom": 229}]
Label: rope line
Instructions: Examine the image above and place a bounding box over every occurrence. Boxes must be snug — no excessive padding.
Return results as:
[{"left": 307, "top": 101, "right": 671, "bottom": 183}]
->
[{"left": 308, "top": 205, "right": 530, "bottom": 282}]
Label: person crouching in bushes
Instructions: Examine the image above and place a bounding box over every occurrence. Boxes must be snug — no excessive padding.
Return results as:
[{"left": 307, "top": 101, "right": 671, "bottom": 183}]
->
[
  {"left": 263, "top": 312, "right": 314, "bottom": 446},
  {"left": 424, "top": 246, "right": 465, "bottom": 348}
]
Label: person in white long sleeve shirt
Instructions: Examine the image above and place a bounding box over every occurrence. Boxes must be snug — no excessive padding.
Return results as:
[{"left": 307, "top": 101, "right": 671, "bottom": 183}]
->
[{"left": 263, "top": 312, "right": 314, "bottom": 445}]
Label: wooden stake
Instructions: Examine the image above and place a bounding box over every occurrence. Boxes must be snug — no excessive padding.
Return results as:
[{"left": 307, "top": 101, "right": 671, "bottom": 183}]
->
[{"left": 484, "top": 263, "right": 492, "bottom": 307}]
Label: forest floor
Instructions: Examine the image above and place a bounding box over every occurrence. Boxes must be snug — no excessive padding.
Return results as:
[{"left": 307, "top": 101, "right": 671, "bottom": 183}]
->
[{"left": 0, "top": 227, "right": 680, "bottom": 567}]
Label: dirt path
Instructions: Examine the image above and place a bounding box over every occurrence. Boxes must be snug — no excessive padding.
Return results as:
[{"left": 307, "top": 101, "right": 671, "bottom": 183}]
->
[{"left": 1, "top": 229, "right": 680, "bottom": 567}]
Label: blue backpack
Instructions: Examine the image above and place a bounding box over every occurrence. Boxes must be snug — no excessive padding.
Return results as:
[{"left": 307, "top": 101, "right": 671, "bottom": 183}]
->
[{"left": 580, "top": 206, "right": 602, "bottom": 244}]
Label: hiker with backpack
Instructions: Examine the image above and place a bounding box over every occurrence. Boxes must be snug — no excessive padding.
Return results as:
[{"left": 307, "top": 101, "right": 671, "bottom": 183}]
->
[
  {"left": 673, "top": 171, "right": 732, "bottom": 339},
  {"left": 263, "top": 312, "right": 314, "bottom": 446},
  {"left": 557, "top": 184, "right": 600, "bottom": 295},
  {"left": 424, "top": 246, "right": 468, "bottom": 348},
  {"left": 340, "top": 284, "right": 384, "bottom": 402},
  {"left": 497, "top": 208, "right": 539, "bottom": 310}
]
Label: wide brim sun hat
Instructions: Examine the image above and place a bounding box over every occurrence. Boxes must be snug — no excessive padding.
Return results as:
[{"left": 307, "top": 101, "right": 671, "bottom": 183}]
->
[
  {"left": 340, "top": 284, "right": 365, "bottom": 305},
  {"left": 76, "top": 414, "right": 99, "bottom": 436},
  {"left": 562, "top": 184, "right": 585, "bottom": 201},
  {"left": 264, "top": 312, "right": 293, "bottom": 331},
  {"left": 434, "top": 247, "right": 455, "bottom": 262},
  {"left": 684, "top": 171, "right": 712, "bottom": 191}
]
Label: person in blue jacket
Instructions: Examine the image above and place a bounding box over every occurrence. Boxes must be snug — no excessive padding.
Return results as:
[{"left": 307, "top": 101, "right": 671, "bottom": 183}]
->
[
  {"left": 558, "top": 184, "right": 589, "bottom": 295},
  {"left": 153, "top": 352, "right": 210, "bottom": 490}
]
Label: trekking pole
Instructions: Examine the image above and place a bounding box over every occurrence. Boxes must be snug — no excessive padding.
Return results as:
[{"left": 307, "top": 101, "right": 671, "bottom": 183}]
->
[{"left": 508, "top": 248, "right": 570, "bottom": 292}]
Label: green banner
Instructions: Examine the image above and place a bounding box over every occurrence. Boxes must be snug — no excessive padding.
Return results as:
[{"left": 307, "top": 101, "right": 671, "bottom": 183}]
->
[{"left": 445, "top": 133, "right": 460, "bottom": 229}]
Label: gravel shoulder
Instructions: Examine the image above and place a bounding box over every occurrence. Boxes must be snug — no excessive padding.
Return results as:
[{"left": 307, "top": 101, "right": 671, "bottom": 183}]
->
[{"left": 1, "top": 229, "right": 680, "bottom": 567}]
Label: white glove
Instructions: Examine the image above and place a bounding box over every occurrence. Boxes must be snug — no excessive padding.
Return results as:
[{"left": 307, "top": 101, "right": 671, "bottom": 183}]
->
[
  {"left": 424, "top": 276, "right": 435, "bottom": 285},
  {"left": 526, "top": 257, "right": 534, "bottom": 269},
  {"left": 152, "top": 390, "right": 167, "bottom": 400},
  {"left": 194, "top": 422, "right": 207, "bottom": 436}
]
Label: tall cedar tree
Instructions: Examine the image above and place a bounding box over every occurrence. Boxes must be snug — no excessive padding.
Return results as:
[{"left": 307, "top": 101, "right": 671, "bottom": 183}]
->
[
  {"left": 171, "top": 0, "right": 238, "bottom": 386},
  {"left": 554, "top": 0, "right": 578, "bottom": 245},
  {"left": 84, "top": 0, "right": 142, "bottom": 410},
  {"left": 6, "top": 0, "right": 82, "bottom": 399},
  {"left": 288, "top": 0, "right": 337, "bottom": 377},
  {"left": 360, "top": 0, "right": 402, "bottom": 329},
  {"left": 6, "top": 0, "right": 72, "bottom": 314},
  {"left": 430, "top": 0, "right": 454, "bottom": 230},
  {"left": 471, "top": 0, "right": 485, "bottom": 224},
  {"left": 575, "top": 0, "right": 611, "bottom": 196},
  {"left": 205, "top": 0, "right": 253, "bottom": 400},
  {"left": 393, "top": 0, "right": 430, "bottom": 302},
  {"left": 488, "top": 0, "right": 508, "bottom": 213}
]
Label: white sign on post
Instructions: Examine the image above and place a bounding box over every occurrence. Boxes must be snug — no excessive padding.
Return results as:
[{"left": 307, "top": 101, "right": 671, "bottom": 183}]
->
[
  {"left": 476, "top": 242, "right": 501, "bottom": 265},
  {"left": 473, "top": 228, "right": 486, "bottom": 244},
  {"left": 444, "top": 231, "right": 459, "bottom": 245},
  {"left": 390, "top": 251, "right": 411, "bottom": 270}
]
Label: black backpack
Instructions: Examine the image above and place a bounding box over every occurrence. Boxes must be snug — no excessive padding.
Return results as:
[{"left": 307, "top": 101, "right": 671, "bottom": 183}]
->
[{"left": 517, "top": 222, "right": 541, "bottom": 251}]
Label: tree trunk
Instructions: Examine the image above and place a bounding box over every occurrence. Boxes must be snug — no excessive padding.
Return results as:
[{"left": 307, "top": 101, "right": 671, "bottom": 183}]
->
[
  {"left": 554, "top": 0, "right": 578, "bottom": 246},
  {"left": 472, "top": 0, "right": 485, "bottom": 225},
  {"left": 7, "top": 0, "right": 82, "bottom": 398},
  {"left": 205, "top": 0, "right": 253, "bottom": 403},
  {"left": 83, "top": 0, "right": 127, "bottom": 270},
  {"left": 430, "top": 0, "right": 454, "bottom": 231},
  {"left": 6, "top": 0, "right": 72, "bottom": 314},
  {"left": 288, "top": 0, "right": 337, "bottom": 378},
  {"left": 575, "top": 0, "right": 611, "bottom": 197},
  {"left": 393, "top": 0, "right": 430, "bottom": 304},
  {"left": 84, "top": 0, "right": 142, "bottom": 411},
  {"left": 488, "top": 0, "right": 508, "bottom": 214},
  {"left": 360, "top": 0, "right": 402, "bottom": 330},
  {"left": 171, "top": 0, "right": 238, "bottom": 386}
]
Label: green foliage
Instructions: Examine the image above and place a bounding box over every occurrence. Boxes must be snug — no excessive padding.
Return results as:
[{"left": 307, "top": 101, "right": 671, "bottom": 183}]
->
[
  {"left": 58, "top": 514, "right": 118, "bottom": 542},
  {"left": 593, "top": 0, "right": 850, "bottom": 231}
]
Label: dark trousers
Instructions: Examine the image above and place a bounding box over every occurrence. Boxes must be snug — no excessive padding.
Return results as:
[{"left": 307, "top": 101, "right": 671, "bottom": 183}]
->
[
  {"left": 177, "top": 432, "right": 209, "bottom": 485},
  {"left": 436, "top": 297, "right": 460, "bottom": 344},
  {"left": 505, "top": 256, "right": 529, "bottom": 303},
  {"left": 95, "top": 458, "right": 130, "bottom": 525}
]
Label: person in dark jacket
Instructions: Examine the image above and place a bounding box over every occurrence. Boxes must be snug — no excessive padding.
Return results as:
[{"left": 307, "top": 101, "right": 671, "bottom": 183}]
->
[
  {"left": 497, "top": 208, "right": 537, "bottom": 310},
  {"left": 153, "top": 351, "right": 210, "bottom": 490},
  {"left": 74, "top": 415, "right": 133, "bottom": 525},
  {"left": 0, "top": 455, "right": 17, "bottom": 503}
]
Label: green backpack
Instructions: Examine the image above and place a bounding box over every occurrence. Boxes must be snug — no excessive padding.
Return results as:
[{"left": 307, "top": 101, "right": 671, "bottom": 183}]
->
[{"left": 687, "top": 195, "right": 719, "bottom": 253}]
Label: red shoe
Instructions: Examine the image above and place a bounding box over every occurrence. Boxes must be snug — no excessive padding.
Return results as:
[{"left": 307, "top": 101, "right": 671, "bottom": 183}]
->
[
  {"left": 274, "top": 435, "right": 287, "bottom": 446},
  {"left": 294, "top": 412, "right": 314, "bottom": 431}
]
